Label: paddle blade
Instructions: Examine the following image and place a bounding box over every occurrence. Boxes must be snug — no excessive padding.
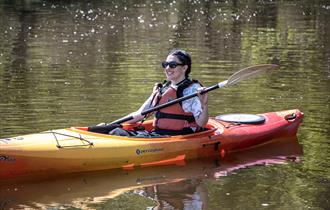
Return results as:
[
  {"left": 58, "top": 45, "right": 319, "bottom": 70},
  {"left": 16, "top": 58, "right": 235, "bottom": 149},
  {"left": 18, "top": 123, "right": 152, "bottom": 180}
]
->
[{"left": 227, "top": 64, "right": 278, "bottom": 86}]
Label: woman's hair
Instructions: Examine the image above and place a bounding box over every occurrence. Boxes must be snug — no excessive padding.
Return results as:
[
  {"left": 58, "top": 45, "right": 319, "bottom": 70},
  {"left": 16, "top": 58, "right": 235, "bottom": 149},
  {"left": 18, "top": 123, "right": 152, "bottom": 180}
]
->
[{"left": 168, "top": 49, "right": 192, "bottom": 78}]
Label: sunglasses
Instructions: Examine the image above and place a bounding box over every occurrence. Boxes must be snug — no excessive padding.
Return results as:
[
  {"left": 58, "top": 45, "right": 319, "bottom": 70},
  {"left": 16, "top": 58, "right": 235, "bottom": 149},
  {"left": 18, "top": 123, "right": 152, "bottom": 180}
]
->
[{"left": 161, "top": 61, "right": 184, "bottom": 68}]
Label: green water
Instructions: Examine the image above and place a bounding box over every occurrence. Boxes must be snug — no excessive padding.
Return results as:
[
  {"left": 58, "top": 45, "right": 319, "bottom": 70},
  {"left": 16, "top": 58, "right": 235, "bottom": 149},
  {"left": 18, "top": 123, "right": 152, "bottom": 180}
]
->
[{"left": 0, "top": 0, "right": 329, "bottom": 209}]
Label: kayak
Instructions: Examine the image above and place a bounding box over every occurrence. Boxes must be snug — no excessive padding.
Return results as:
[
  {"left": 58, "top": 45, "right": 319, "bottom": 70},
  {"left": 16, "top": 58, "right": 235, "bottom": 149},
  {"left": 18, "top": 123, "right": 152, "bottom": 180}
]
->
[{"left": 0, "top": 109, "right": 303, "bottom": 180}]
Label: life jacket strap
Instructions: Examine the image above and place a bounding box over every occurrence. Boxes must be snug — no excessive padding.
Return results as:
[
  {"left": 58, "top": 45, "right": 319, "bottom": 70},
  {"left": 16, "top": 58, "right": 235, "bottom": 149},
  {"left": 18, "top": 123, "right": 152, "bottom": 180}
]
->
[
  {"left": 155, "top": 111, "right": 195, "bottom": 123},
  {"left": 153, "top": 127, "right": 194, "bottom": 136}
]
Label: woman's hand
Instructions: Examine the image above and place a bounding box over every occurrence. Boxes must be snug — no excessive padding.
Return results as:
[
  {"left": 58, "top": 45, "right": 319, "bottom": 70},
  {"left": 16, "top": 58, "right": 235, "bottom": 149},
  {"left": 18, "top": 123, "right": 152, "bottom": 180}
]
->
[
  {"left": 153, "top": 82, "right": 163, "bottom": 93},
  {"left": 195, "top": 87, "right": 209, "bottom": 127},
  {"left": 197, "top": 87, "right": 208, "bottom": 109}
]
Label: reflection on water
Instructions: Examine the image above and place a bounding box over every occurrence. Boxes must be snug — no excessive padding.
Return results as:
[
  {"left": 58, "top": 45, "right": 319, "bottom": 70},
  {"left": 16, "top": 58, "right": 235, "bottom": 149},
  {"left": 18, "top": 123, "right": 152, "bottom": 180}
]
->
[
  {"left": 0, "top": 0, "right": 329, "bottom": 209},
  {"left": 0, "top": 137, "right": 302, "bottom": 209}
]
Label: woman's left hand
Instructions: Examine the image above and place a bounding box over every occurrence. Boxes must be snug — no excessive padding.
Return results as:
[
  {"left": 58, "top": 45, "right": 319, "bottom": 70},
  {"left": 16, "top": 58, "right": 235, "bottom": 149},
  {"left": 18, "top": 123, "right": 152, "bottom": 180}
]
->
[{"left": 197, "top": 87, "right": 208, "bottom": 109}]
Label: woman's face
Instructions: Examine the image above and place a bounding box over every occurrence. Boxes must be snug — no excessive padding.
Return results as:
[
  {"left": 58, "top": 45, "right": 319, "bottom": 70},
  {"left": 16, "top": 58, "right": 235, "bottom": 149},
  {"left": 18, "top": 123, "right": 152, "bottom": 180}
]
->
[{"left": 163, "top": 55, "right": 187, "bottom": 84}]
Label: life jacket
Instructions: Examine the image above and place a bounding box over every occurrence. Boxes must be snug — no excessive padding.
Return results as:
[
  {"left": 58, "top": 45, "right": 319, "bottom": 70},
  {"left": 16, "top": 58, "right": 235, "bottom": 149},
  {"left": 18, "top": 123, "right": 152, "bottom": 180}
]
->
[{"left": 153, "top": 79, "right": 200, "bottom": 135}]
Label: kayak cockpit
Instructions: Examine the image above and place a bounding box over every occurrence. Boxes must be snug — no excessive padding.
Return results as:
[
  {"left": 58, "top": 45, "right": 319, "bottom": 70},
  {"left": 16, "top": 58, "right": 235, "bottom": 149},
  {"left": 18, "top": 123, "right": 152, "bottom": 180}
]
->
[{"left": 72, "top": 119, "right": 222, "bottom": 138}]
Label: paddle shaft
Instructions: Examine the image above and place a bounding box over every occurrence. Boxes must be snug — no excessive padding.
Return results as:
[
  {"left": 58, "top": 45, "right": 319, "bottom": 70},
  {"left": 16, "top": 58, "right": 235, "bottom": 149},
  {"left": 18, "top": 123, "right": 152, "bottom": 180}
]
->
[{"left": 109, "top": 81, "right": 226, "bottom": 125}]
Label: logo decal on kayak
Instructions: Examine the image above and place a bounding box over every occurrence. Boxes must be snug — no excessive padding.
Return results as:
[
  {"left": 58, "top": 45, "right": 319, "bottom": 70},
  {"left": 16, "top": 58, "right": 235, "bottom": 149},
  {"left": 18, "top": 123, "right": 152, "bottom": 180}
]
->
[
  {"left": 0, "top": 155, "right": 16, "bottom": 162},
  {"left": 136, "top": 148, "right": 164, "bottom": 155}
]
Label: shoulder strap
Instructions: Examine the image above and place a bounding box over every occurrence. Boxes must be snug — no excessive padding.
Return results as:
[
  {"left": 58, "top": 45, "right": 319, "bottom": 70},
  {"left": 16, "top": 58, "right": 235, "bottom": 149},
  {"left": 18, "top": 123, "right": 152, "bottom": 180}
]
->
[
  {"left": 140, "top": 80, "right": 170, "bottom": 123},
  {"left": 177, "top": 79, "right": 201, "bottom": 102},
  {"left": 160, "top": 80, "right": 171, "bottom": 94}
]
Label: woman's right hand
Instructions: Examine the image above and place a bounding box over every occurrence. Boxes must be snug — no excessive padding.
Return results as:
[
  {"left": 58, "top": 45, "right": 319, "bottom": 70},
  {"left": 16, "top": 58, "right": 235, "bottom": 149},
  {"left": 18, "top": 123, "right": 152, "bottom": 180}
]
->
[{"left": 153, "top": 82, "right": 163, "bottom": 93}]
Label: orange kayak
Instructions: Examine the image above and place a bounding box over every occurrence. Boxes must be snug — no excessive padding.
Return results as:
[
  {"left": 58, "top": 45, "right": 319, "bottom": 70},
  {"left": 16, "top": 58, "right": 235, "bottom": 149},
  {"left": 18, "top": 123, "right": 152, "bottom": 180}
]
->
[{"left": 0, "top": 109, "right": 303, "bottom": 181}]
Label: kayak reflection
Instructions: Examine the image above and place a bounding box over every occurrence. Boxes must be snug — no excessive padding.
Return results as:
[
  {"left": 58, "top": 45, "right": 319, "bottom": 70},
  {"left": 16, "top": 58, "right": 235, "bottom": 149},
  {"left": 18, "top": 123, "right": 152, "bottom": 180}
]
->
[
  {"left": 142, "top": 136, "right": 303, "bottom": 209},
  {"left": 0, "top": 137, "right": 303, "bottom": 210}
]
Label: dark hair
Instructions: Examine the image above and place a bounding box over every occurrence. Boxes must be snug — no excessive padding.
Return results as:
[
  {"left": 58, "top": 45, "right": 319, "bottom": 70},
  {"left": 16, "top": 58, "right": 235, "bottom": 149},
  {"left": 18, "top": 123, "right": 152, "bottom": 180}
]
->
[{"left": 168, "top": 49, "right": 192, "bottom": 78}]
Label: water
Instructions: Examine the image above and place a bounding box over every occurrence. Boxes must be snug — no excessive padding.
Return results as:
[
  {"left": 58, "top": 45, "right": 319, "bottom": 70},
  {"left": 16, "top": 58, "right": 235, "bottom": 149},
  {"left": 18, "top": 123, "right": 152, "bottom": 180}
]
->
[{"left": 0, "top": 0, "right": 329, "bottom": 209}]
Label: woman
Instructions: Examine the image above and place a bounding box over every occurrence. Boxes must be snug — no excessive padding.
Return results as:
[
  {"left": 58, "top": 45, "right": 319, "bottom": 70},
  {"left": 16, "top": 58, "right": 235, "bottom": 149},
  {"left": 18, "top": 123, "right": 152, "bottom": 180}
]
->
[{"left": 110, "top": 49, "right": 208, "bottom": 136}]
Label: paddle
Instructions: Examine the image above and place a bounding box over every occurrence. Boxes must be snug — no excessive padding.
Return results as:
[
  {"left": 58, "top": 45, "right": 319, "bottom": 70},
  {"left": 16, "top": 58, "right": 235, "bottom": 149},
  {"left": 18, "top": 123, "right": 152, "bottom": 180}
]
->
[
  {"left": 110, "top": 64, "right": 278, "bottom": 125},
  {"left": 88, "top": 64, "right": 278, "bottom": 133}
]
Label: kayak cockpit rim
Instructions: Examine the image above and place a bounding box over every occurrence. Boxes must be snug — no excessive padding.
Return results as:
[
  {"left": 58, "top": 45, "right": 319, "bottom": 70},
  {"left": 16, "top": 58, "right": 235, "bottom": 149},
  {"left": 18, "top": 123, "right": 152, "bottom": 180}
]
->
[
  {"left": 67, "top": 120, "right": 222, "bottom": 141},
  {"left": 67, "top": 127, "right": 220, "bottom": 141}
]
